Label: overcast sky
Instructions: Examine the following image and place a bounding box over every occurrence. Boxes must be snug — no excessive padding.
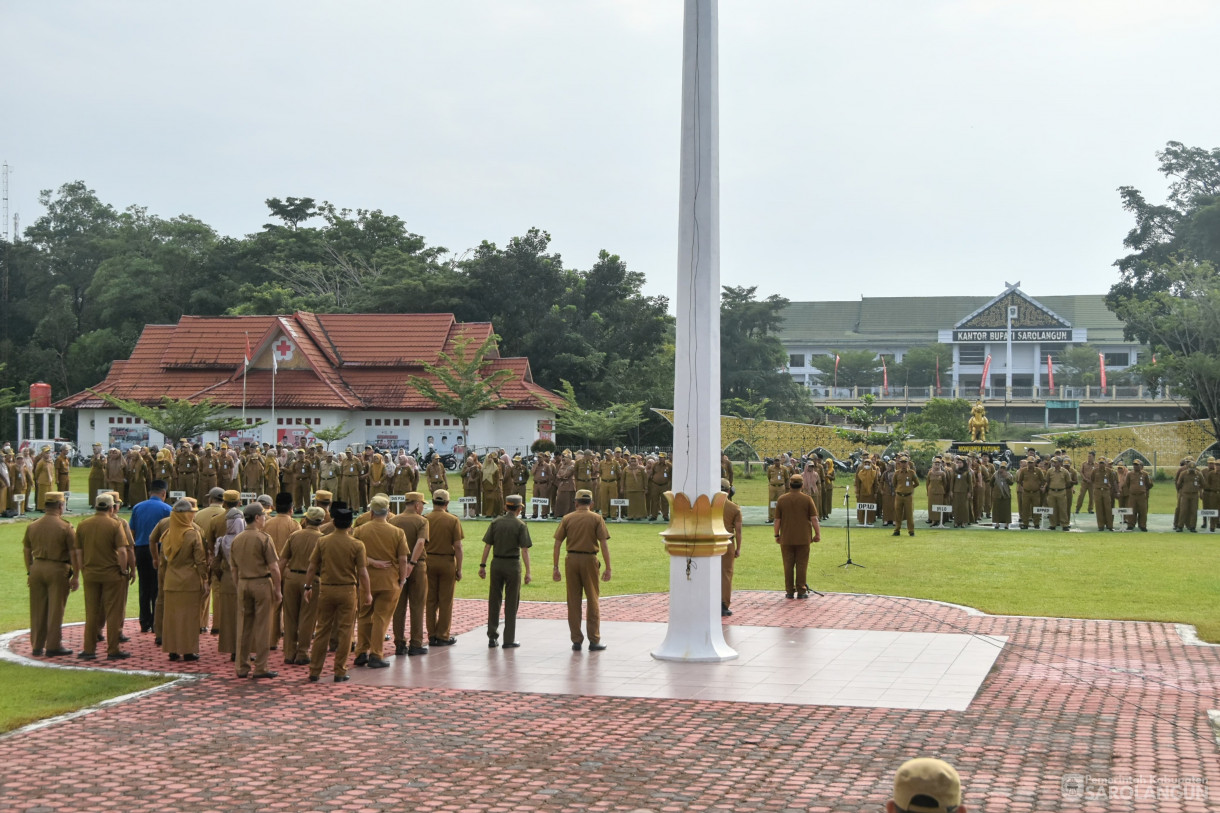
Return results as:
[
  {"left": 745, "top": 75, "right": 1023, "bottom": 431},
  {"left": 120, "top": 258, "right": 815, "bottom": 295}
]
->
[{"left": 4, "top": 1, "right": 1217, "bottom": 305}]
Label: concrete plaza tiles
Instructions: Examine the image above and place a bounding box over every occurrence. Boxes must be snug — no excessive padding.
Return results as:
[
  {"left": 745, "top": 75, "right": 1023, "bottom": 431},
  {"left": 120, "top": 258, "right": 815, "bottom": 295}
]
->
[
  {"left": 2, "top": 592, "right": 1218, "bottom": 812},
  {"left": 352, "top": 620, "right": 1006, "bottom": 710}
]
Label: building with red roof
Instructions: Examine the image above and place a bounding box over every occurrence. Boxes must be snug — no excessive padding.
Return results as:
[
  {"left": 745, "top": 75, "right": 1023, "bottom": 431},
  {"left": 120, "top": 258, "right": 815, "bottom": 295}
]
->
[{"left": 55, "top": 312, "right": 558, "bottom": 455}]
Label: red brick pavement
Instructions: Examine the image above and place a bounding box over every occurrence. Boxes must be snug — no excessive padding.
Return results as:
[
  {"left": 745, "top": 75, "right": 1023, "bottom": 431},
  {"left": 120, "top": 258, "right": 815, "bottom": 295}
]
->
[{"left": 3, "top": 592, "right": 1219, "bottom": 812}]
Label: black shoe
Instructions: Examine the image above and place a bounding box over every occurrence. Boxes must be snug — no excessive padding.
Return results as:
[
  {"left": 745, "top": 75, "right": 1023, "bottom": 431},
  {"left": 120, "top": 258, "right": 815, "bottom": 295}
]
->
[
  {"left": 366, "top": 656, "right": 390, "bottom": 669},
  {"left": 46, "top": 648, "right": 72, "bottom": 657},
  {"left": 1175, "top": 527, "right": 1183, "bottom": 532},
  {"left": 433, "top": 637, "right": 456, "bottom": 646},
  {"left": 502, "top": 642, "right": 521, "bottom": 649},
  {"left": 295, "top": 657, "right": 311, "bottom": 665},
  {"left": 184, "top": 654, "right": 199, "bottom": 662},
  {"left": 796, "top": 592, "right": 809, "bottom": 599},
  {"left": 230, "top": 654, "right": 237, "bottom": 661},
  {"left": 353, "top": 653, "right": 369, "bottom": 667},
  {"left": 308, "top": 675, "right": 319, "bottom": 682},
  {"left": 721, "top": 603, "right": 732, "bottom": 617},
  {"left": 118, "top": 634, "right": 130, "bottom": 643},
  {"left": 489, "top": 639, "right": 499, "bottom": 648},
  {"left": 77, "top": 652, "right": 96, "bottom": 660},
  {"left": 572, "top": 643, "right": 582, "bottom": 651},
  {"left": 155, "top": 637, "right": 163, "bottom": 646},
  {"left": 334, "top": 675, "right": 350, "bottom": 683},
  {"left": 909, "top": 531, "right": 915, "bottom": 536},
  {"left": 428, "top": 637, "right": 441, "bottom": 646},
  {"left": 395, "top": 642, "right": 407, "bottom": 656},
  {"left": 140, "top": 626, "right": 151, "bottom": 634},
  {"left": 107, "top": 651, "right": 132, "bottom": 660},
  {"left": 589, "top": 643, "right": 607, "bottom": 651},
  {"left": 892, "top": 531, "right": 900, "bottom": 537},
  {"left": 407, "top": 646, "right": 429, "bottom": 656},
  {"left": 211, "top": 627, "right": 220, "bottom": 634},
  {"left": 252, "top": 671, "right": 278, "bottom": 679},
  {"left": 31, "top": 648, "right": 44, "bottom": 657},
  {"left": 785, "top": 592, "right": 795, "bottom": 599},
  {"left": 169, "top": 653, "right": 180, "bottom": 661}
]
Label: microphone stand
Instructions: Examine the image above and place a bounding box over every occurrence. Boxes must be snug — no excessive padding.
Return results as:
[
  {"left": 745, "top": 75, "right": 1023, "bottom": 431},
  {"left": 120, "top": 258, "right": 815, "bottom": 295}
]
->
[{"left": 840, "top": 486, "right": 865, "bottom": 570}]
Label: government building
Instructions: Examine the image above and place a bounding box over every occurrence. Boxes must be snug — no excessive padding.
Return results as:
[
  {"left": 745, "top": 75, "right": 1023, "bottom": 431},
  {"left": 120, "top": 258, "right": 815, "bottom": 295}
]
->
[
  {"left": 779, "top": 284, "right": 1140, "bottom": 393},
  {"left": 55, "top": 312, "right": 558, "bottom": 455}
]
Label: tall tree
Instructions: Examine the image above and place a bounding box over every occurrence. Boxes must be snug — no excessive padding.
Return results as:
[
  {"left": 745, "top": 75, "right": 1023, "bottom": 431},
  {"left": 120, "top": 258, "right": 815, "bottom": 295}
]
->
[
  {"left": 720, "top": 285, "right": 815, "bottom": 421},
  {"left": 723, "top": 394, "right": 769, "bottom": 474},
  {"left": 407, "top": 334, "right": 517, "bottom": 452},
  {"left": 553, "top": 380, "right": 644, "bottom": 447},
  {"left": 892, "top": 344, "right": 954, "bottom": 390},
  {"left": 809, "top": 349, "right": 881, "bottom": 389}
]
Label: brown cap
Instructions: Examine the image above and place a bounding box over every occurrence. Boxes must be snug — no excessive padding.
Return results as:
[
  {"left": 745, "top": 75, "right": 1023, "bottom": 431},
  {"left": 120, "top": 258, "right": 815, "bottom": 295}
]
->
[
  {"left": 95, "top": 493, "right": 116, "bottom": 510},
  {"left": 314, "top": 490, "right": 333, "bottom": 502},
  {"left": 433, "top": 489, "right": 450, "bottom": 503},
  {"left": 789, "top": 475, "right": 803, "bottom": 487},
  {"left": 721, "top": 478, "right": 732, "bottom": 492},
  {"left": 304, "top": 506, "right": 326, "bottom": 522},
  {"left": 403, "top": 491, "right": 426, "bottom": 503},
  {"left": 575, "top": 489, "right": 593, "bottom": 502},
  {"left": 222, "top": 489, "right": 241, "bottom": 503},
  {"left": 892, "top": 758, "right": 961, "bottom": 813},
  {"left": 505, "top": 494, "right": 523, "bottom": 507},
  {"left": 369, "top": 495, "right": 391, "bottom": 512},
  {"left": 43, "top": 491, "right": 66, "bottom": 506}
]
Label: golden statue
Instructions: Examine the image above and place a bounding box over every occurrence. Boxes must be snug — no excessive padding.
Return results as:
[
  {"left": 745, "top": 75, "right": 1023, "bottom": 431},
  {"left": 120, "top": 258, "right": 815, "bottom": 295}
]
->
[{"left": 968, "top": 401, "right": 989, "bottom": 442}]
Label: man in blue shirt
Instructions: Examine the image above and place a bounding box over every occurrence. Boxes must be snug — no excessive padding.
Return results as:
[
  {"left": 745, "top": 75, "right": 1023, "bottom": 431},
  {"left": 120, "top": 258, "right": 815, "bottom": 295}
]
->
[{"left": 129, "top": 478, "right": 172, "bottom": 633}]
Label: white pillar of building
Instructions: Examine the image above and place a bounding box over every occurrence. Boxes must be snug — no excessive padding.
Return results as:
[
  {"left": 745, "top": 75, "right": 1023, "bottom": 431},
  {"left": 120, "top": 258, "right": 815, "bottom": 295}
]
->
[{"left": 652, "top": 0, "right": 736, "bottom": 664}]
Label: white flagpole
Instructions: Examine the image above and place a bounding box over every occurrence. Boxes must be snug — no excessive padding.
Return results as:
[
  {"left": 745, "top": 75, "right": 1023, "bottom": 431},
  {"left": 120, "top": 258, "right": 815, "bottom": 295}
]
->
[
  {"left": 271, "top": 352, "right": 277, "bottom": 445},
  {"left": 242, "top": 332, "right": 248, "bottom": 425}
]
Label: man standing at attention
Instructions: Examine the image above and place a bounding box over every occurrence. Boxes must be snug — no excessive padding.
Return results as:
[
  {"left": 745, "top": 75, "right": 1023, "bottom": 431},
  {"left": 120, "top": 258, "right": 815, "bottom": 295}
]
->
[
  {"left": 774, "top": 474, "right": 820, "bottom": 599},
  {"left": 891, "top": 455, "right": 920, "bottom": 537},
  {"left": 23, "top": 491, "right": 79, "bottom": 657},
  {"left": 76, "top": 493, "right": 132, "bottom": 660},
  {"left": 304, "top": 503, "right": 371, "bottom": 683},
  {"left": 479, "top": 494, "right": 532, "bottom": 648},
  {"left": 390, "top": 492, "right": 430, "bottom": 656},
  {"left": 230, "top": 502, "right": 282, "bottom": 679},
  {"left": 552, "top": 489, "right": 612, "bottom": 651},
  {"left": 425, "top": 489, "right": 464, "bottom": 646},
  {"left": 129, "top": 480, "right": 173, "bottom": 634},
  {"left": 352, "top": 495, "right": 409, "bottom": 667},
  {"left": 720, "top": 479, "right": 742, "bottom": 618}
]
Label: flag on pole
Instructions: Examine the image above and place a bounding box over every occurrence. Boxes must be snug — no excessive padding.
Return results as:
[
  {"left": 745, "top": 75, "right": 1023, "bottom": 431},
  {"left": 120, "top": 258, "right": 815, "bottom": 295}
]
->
[
  {"left": 1152, "top": 353, "right": 1157, "bottom": 365},
  {"left": 980, "top": 354, "right": 992, "bottom": 395},
  {"left": 272, "top": 349, "right": 278, "bottom": 375},
  {"left": 244, "top": 333, "right": 252, "bottom": 369},
  {"left": 1047, "top": 354, "right": 1055, "bottom": 390},
  {"left": 881, "top": 356, "right": 888, "bottom": 393},
  {"left": 1099, "top": 353, "right": 1107, "bottom": 389},
  {"left": 935, "top": 355, "right": 941, "bottom": 391},
  {"left": 834, "top": 354, "right": 840, "bottom": 389}
]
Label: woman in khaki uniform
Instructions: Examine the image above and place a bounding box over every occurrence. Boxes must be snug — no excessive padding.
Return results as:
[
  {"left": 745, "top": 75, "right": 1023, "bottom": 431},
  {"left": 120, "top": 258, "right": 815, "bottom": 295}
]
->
[
  {"left": 481, "top": 451, "right": 504, "bottom": 517},
  {"left": 125, "top": 447, "right": 150, "bottom": 506},
  {"left": 622, "top": 457, "right": 647, "bottom": 520},
  {"left": 161, "top": 500, "right": 209, "bottom": 661},
  {"left": 211, "top": 509, "right": 244, "bottom": 659}
]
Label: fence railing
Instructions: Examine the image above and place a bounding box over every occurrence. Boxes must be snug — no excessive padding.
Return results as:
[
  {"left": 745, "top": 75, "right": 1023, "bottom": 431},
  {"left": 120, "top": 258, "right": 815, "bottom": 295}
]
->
[{"left": 807, "top": 384, "right": 1171, "bottom": 402}]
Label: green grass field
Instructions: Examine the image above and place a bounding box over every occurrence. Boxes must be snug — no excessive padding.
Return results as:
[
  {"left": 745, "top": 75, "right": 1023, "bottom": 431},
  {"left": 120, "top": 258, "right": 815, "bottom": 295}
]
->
[{"left": 1, "top": 466, "right": 1214, "bottom": 732}]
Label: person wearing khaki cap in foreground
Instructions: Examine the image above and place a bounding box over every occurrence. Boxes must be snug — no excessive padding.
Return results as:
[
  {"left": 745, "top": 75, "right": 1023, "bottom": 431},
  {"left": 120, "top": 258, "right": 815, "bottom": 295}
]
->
[
  {"left": 23, "top": 491, "right": 80, "bottom": 657},
  {"left": 230, "top": 502, "right": 282, "bottom": 679},
  {"left": 278, "top": 506, "right": 326, "bottom": 665},
  {"left": 552, "top": 488, "right": 612, "bottom": 651},
  {"left": 888, "top": 757, "right": 965, "bottom": 812},
  {"left": 353, "top": 495, "right": 410, "bottom": 667},
  {"left": 424, "top": 489, "right": 464, "bottom": 646},
  {"left": 390, "top": 491, "right": 430, "bottom": 656},
  {"left": 76, "top": 493, "right": 133, "bottom": 660}
]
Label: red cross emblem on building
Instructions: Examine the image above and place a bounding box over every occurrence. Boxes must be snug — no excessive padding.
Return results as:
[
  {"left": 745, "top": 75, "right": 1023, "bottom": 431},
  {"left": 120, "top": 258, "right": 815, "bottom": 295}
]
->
[{"left": 273, "top": 338, "right": 295, "bottom": 362}]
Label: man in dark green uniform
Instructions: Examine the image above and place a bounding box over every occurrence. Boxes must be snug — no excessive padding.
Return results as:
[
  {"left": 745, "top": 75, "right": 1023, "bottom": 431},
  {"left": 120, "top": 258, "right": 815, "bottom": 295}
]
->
[{"left": 479, "top": 494, "right": 532, "bottom": 648}]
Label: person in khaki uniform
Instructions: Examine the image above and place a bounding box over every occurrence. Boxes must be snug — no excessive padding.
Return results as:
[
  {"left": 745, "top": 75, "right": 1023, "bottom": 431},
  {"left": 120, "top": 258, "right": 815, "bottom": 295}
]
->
[
  {"left": 304, "top": 503, "right": 371, "bottom": 682},
  {"left": 991, "top": 460, "right": 1014, "bottom": 529},
  {"left": 854, "top": 459, "right": 879, "bottom": 525},
  {"left": 76, "top": 493, "right": 132, "bottom": 660},
  {"left": 242, "top": 453, "right": 265, "bottom": 499},
  {"left": 160, "top": 499, "right": 209, "bottom": 662},
  {"left": 317, "top": 452, "right": 340, "bottom": 497},
  {"left": 480, "top": 451, "right": 504, "bottom": 518},
  {"left": 719, "top": 479, "right": 742, "bottom": 617},
  {"left": 1015, "top": 459, "right": 1043, "bottom": 529},
  {"left": 290, "top": 451, "right": 314, "bottom": 514},
  {"left": 278, "top": 507, "right": 326, "bottom": 665},
  {"left": 1043, "top": 457, "right": 1073, "bottom": 531},
  {"left": 1202, "top": 457, "right": 1220, "bottom": 532},
  {"left": 552, "top": 489, "right": 612, "bottom": 650},
  {"left": 353, "top": 495, "right": 409, "bottom": 667},
  {"left": 531, "top": 454, "right": 554, "bottom": 519},
  {"left": 766, "top": 460, "right": 788, "bottom": 523},
  {"left": 1075, "top": 451, "right": 1096, "bottom": 514},
  {"left": 1123, "top": 460, "right": 1153, "bottom": 531},
  {"left": 1091, "top": 458, "right": 1119, "bottom": 531},
  {"left": 509, "top": 455, "right": 530, "bottom": 502},
  {"left": 198, "top": 447, "right": 219, "bottom": 503},
  {"left": 478, "top": 494, "right": 533, "bottom": 648},
  {"left": 23, "top": 492, "right": 80, "bottom": 657},
  {"left": 390, "top": 492, "right": 430, "bottom": 656},
  {"left": 88, "top": 443, "right": 106, "bottom": 505},
  {"left": 33, "top": 447, "right": 55, "bottom": 512},
  {"left": 647, "top": 453, "right": 673, "bottom": 522},
  {"left": 230, "top": 502, "right": 283, "bottom": 679},
  {"left": 1175, "top": 459, "right": 1204, "bottom": 532},
  {"left": 820, "top": 456, "right": 836, "bottom": 520},
  {"left": 54, "top": 447, "right": 71, "bottom": 492},
  {"left": 338, "top": 451, "right": 363, "bottom": 510},
  {"left": 425, "top": 490, "right": 464, "bottom": 645},
  {"left": 773, "top": 475, "right": 820, "bottom": 599},
  {"left": 425, "top": 456, "right": 447, "bottom": 497},
  {"left": 211, "top": 508, "right": 244, "bottom": 659},
  {"left": 891, "top": 456, "right": 920, "bottom": 536},
  {"left": 597, "top": 450, "right": 619, "bottom": 518},
  {"left": 264, "top": 493, "right": 301, "bottom": 650},
  {"left": 553, "top": 451, "right": 576, "bottom": 518}
]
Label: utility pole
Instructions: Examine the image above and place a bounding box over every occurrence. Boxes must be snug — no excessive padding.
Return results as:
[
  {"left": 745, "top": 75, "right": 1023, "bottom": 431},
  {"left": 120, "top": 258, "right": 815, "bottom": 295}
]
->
[{"left": 2, "top": 162, "right": 9, "bottom": 243}]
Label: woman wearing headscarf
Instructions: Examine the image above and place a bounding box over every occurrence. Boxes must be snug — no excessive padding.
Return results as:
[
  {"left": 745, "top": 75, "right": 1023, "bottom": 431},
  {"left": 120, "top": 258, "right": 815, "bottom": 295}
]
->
[
  {"left": 125, "top": 447, "right": 150, "bottom": 506},
  {"left": 210, "top": 508, "right": 244, "bottom": 659},
  {"left": 160, "top": 499, "right": 209, "bottom": 661},
  {"left": 461, "top": 452, "right": 482, "bottom": 518},
  {"left": 221, "top": 447, "right": 241, "bottom": 492},
  {"left": 392, "top": 453, "right": 418, "bottom": 496},
  {"left": 481, "top": 450, "right": 504, "bottom": 517},
  {"left": 368, "top": 453, "right": 388, "bottom": 497},
  {"left": 801, "top": 457, "right": 821, "bottom": 507},
  {"left": 992, "top": 460, "right": 1014, "bottom": 530},
  {"left": 622, "top": 455, "right": 647, "bottom": 520},
  {"left": 20, "top": 448, "right": 36, "bottom": 510},
  {"left": 154, "top": 447, "right": 176, "bottom": 488}
]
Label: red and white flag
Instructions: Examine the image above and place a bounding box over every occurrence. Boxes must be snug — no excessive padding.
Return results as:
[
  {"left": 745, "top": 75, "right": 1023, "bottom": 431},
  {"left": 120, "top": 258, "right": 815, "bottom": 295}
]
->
[
  {"left": 1099, "top": 353, "right": 1107, "bottom": 389},
  {"left": 881, "top": 356, "right": 888, "bottom": 393},
  {"left": 980, "top": 355, "right": 992, "bottom": 395},
  {"left": 834, "top": 354, "right": 840, "bottom": 388},
  {"left": 935, "top": 355, "right": 941, "bottom": 391},
  {"left": 1047, "top": 354, "right": 1055, "bottom": 390}
]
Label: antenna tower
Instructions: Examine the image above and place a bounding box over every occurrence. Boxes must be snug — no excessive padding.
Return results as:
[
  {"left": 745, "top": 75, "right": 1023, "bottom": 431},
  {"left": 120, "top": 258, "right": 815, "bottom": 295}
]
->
[{"left": 2, "top": 162, "right": 9, "bottom": 242}]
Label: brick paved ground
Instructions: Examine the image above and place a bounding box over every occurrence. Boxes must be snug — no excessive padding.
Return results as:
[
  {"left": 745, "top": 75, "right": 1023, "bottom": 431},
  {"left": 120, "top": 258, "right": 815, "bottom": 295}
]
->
[{"left": 3, "top": 591, "right": 1218, "bottom": 812}]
